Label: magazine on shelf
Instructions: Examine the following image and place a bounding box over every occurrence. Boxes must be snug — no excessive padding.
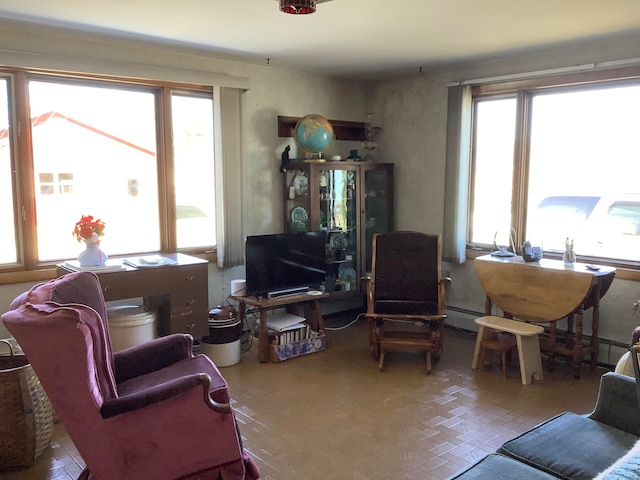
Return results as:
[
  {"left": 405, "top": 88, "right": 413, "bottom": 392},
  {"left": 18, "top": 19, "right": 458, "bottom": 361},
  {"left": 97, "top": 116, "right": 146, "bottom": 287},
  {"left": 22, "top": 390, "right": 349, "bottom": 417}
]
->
[
  {"left": 123, "top": 255, "right": 177, "bottom": 268},
  {"left": 266, "top": 312, "right": 306, "bottom": 332},
  {"left": 61, "top": 259, "right": 124, "bottom": 272}
]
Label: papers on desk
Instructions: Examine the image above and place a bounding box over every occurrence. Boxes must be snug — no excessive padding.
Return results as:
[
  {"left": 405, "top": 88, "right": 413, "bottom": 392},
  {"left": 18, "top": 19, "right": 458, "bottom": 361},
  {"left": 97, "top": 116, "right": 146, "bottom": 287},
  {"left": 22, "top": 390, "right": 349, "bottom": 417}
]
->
[
  {"left": 61, "top": 260, "right": 125, "bottom": 272},
  {"left": 123, "top": 255, "right": 177, "bottom": 268}
]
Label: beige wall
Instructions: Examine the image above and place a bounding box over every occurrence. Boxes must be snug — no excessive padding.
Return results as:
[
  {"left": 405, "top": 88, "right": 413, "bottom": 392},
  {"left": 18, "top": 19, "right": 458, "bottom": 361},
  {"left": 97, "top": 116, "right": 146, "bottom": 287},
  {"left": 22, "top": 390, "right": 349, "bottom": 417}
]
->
[{"left": 1, "top": 20, "right": 639, "bottom": 366}]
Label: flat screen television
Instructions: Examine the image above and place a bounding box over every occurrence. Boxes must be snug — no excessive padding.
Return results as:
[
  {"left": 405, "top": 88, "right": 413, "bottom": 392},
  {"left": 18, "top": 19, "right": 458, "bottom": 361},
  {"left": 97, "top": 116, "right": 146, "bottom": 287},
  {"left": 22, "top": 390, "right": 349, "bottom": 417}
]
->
[{"left": 245, "top": 231, "right": 327, "bottom": 298}]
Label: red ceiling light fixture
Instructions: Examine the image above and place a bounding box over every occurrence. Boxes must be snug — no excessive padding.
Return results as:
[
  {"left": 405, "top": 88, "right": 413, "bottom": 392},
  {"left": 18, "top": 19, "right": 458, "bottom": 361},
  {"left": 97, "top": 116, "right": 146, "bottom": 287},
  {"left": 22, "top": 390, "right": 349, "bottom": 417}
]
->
[{"left": 277, "top": 0, "right": 331, "bottom": 15}]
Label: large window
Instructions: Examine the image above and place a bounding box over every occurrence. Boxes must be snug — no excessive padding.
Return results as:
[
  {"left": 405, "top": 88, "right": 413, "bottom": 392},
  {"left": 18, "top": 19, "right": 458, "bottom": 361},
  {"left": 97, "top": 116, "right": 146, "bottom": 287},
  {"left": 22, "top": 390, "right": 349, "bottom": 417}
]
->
[
  {"left": 469, "top": 70, "right": 640, "bottom": 266},
  {"left": 0, "top": 77, "right": 16, "bottom": 265},
  {"left": 1, "top": 71, "right": 216, "bottom": 272},
  {"left": 172, "top": 93, "right": 216, "bottom": 249}
]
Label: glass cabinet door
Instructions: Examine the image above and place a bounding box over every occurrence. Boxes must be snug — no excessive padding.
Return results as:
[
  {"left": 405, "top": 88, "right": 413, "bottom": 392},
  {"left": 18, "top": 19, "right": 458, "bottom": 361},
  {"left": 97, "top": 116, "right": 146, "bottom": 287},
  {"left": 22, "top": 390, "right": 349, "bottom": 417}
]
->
[
  {"left": 283, "top": 161, "right": 393, "bottom": 296},
  {"left": 319, "top": 166, "right": 358, "bottom": 293},
  {"left": 284, "top": 164, "right": 311, "bottom": 233},
  {"left": 363, "top": 165, "right": 394, "bottom": 274}
]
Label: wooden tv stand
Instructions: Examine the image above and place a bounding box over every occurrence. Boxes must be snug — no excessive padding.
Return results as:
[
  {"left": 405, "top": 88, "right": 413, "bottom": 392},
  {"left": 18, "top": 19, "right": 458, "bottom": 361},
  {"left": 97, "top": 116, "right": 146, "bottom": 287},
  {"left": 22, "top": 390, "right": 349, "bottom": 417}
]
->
[{"left": 230, "top": 292, "right": 330, "bottom": 363}]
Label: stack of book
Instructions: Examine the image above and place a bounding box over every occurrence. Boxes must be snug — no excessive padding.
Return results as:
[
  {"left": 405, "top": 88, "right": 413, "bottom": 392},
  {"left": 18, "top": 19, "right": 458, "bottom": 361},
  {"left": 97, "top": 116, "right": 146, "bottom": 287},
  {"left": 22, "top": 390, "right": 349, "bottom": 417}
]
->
[
  {"left": 273, "top": 324, "right": 312, "bottom": 345},
  {"left": 123, "top": 255, "right": 177, "bottom": 268}
]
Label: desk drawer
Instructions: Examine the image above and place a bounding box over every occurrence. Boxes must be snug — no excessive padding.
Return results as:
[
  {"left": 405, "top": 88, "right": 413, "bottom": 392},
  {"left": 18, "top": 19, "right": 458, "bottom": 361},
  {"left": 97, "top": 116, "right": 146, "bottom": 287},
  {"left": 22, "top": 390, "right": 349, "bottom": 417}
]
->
[
  {"left": 171, "top": 290, "right": 207, "bottom": 315},
  {"left": 97, "top": 264, "right": 207, "bottom": 300},
  {"left": 159, "top": 264, "right": 207, "bottom": 293},
  {"left": 169, "top": 308, "right": 208, "bottom": 338},
  {"left": 169, "top": 290, "right": 208, "bottom": 338}
]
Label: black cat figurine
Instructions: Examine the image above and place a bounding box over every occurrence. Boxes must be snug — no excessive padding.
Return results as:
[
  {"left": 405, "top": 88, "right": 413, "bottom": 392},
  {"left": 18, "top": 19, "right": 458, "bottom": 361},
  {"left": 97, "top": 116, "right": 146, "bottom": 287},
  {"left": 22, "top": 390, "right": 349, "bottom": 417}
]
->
[{"left": 279, "top": 145, "right": 291, "bottom": 172}]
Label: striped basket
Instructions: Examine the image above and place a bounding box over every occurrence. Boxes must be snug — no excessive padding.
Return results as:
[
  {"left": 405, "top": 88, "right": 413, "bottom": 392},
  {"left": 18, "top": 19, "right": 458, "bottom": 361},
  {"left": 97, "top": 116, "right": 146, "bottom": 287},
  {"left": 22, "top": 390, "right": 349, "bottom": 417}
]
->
[{"left": 0, "top": 339, "right": 53, "bottom": 468}]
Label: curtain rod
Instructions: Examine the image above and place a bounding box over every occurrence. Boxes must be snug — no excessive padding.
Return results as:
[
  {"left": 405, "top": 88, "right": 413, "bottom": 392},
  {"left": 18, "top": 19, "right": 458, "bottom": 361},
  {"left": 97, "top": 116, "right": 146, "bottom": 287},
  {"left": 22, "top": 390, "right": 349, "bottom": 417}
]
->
[{"left": 445, "top": 57, "right": 640, "bottom": 87}]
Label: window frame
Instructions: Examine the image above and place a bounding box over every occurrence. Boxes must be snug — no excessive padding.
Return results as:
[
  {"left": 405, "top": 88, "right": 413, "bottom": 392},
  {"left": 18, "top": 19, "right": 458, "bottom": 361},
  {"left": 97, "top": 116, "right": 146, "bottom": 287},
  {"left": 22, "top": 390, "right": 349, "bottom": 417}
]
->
[
  {"left": 467, "top": 66, "right": 640, "bottom": 273},
  {"left": 0, "top": 68, "right": 217, "bottom": 282}
]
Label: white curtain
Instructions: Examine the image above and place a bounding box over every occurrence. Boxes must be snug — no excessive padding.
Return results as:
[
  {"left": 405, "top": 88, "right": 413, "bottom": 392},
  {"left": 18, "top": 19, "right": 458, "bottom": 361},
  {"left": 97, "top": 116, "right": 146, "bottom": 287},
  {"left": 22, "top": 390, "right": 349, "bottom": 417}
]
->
[
  {"left": 214, "top": 87, "right": 245, "bottom": 268},
  {"left": 442, "top": 85, "right": 472, "bottom": 264}
]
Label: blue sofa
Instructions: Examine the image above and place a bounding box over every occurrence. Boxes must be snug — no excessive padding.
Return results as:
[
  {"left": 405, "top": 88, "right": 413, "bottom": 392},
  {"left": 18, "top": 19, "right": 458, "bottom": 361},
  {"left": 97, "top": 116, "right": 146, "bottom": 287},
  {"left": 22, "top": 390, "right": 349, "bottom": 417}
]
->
[{"left": 448, "top": 372, "right": 640, "bottom": 479}]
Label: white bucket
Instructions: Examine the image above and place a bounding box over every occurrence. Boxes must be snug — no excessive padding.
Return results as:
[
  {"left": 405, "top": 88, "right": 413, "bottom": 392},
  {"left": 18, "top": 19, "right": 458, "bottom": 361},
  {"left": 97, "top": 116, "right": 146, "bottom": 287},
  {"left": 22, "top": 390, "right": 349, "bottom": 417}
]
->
[
  {"left": 201, "top": 337, "right": 241, "bottom": 367},
  {"left": 107, "top": 305, "right": 157, "bottom": 351}
]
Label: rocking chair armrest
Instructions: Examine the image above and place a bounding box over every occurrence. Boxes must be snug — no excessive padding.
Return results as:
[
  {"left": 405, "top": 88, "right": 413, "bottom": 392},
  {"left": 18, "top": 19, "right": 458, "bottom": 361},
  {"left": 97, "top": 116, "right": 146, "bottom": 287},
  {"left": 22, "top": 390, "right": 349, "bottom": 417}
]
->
[
  {"left": 101, "top": 373, "right": 231, "bottom": 418},
  {"left": 113, "top": 334, "right": 194, "bottom": 384}
]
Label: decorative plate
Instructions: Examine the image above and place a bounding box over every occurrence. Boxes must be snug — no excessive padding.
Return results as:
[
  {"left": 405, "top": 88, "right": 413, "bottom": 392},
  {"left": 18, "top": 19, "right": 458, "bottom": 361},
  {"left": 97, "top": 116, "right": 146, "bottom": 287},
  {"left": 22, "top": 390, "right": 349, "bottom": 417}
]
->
[
  {"left": 291, "top": 206, "right": 308, "bottom": 224},
  {"left": 290, "top": 220, "right": 308, "bottom": 233}
]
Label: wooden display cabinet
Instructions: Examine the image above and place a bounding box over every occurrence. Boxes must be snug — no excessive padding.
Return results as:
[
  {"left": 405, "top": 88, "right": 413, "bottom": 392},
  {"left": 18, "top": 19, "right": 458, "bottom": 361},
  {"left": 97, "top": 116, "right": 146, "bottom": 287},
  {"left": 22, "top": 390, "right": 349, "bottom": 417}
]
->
[{"left": 283, "top": 160, "right": 394, "bottom": 294}]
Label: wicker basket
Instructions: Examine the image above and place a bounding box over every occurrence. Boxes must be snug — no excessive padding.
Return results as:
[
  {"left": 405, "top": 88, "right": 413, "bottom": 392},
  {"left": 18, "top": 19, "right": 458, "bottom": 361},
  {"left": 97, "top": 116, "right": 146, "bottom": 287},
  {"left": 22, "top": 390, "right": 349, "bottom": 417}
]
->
[{"left": 0, "top": 339, "right": 54, "bottom": 468}]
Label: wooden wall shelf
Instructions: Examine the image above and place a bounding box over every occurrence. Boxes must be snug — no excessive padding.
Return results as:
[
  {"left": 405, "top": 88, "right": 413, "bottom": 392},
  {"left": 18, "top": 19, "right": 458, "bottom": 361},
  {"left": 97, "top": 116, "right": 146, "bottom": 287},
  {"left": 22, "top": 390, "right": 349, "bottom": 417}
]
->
[{"left": 278, "top": 115, "right": 366, "bottom": 141}]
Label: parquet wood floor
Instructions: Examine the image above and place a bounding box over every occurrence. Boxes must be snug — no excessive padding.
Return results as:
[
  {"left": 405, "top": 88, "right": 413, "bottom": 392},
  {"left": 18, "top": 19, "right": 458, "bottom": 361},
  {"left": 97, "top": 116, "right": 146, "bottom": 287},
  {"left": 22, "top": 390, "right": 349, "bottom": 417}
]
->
[{"left": 2, "top": 313, "right": 606, "bottom": 480}]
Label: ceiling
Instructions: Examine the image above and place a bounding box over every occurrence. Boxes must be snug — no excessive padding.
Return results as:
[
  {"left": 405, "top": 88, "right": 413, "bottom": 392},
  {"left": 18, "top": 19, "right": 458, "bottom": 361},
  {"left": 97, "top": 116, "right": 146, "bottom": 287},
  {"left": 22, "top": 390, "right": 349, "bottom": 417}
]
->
[{"left": 0, "top": 0, "right": 639, "bottom": 78}]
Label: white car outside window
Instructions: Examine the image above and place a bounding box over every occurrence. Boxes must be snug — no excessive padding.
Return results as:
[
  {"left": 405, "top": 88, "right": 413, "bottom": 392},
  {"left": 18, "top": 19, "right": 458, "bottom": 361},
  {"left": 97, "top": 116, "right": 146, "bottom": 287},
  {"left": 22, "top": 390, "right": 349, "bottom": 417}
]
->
[{"left": 528, "top": 195, "right": 640, "bottom": 262}]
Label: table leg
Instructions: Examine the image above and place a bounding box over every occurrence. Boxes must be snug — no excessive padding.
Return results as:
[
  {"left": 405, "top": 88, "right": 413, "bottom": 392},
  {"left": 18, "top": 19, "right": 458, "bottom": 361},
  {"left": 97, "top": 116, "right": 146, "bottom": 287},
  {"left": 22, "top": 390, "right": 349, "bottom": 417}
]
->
[
  {"left": 591, "top": 288, "right": 601, "bottom": 372},
  {"left": 572, "top": 309, "right": 584, "bottom": 379},
  {"left": 566, "top": 314, "right": 574, "bottom": 347},
  {"left": 258, "top": 308, "right": 269, "bottom": 363},
  {"left": 304, "top": 300, "right": 324, "bottom": 333},
  {"left": 547, "top": 321, "right": 557, "bottom": 373}
]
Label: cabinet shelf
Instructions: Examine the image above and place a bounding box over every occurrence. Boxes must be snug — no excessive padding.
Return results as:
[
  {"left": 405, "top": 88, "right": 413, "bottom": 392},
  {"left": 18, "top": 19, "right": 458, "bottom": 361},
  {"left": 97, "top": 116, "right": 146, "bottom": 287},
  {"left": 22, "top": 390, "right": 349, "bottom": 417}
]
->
[
  {"left": 325, "top": 227, "right": 355, "bottom": 233},
  {"left": 326, "top": 259, "right": 352, "bottom": 265}
]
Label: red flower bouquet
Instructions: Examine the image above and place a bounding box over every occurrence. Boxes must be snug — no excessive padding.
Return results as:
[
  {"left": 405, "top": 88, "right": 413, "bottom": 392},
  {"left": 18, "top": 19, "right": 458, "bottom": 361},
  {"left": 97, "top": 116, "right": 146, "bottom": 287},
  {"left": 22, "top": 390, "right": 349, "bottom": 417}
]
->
[{"left": 73, "top": 215, "right": 106, "bottom": 243}]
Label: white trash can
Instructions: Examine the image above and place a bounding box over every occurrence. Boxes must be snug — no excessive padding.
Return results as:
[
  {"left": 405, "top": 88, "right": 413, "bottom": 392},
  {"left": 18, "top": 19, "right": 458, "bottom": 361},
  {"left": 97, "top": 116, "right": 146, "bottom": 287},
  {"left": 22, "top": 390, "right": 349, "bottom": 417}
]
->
[
  {"left": 107, "top": 305, "right": 157, "bottom": 351},
  {"left": 201, "top": 306, "right": 242, "bottom": 367}
]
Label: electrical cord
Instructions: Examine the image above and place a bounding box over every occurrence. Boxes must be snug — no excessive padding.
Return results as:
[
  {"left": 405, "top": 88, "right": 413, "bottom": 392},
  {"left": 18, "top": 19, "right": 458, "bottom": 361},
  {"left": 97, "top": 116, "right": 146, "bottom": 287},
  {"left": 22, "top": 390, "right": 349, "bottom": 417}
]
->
[{"left": 324, "top": 312, "right": 366, "bottom": 331}]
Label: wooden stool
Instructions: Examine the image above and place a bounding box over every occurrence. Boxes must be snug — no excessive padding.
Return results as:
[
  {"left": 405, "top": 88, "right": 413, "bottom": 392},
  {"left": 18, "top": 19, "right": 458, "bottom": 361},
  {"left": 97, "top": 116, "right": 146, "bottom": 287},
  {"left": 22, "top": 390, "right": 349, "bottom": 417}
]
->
[
  {"left": 472, "top": 316, "right": 544, "bottom": 385},
  {"left": 479, "top": 332, "right": 517, "bottom": 377}
]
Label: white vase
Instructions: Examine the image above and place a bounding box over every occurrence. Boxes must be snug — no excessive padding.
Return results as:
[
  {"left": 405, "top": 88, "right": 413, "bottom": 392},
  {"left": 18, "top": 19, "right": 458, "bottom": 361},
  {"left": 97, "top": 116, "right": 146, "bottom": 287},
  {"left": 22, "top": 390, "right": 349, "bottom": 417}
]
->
[{"left": 78, "top": 236, "right": 107, "bottom": 267}]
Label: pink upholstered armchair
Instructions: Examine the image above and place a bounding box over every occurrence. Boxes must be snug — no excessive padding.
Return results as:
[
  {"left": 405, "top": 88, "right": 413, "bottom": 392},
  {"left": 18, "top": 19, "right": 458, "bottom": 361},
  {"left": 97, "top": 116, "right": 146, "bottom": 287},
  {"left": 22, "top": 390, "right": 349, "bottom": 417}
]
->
[{"left": 1, "top": 271, "right": 260, "bottom": 480}]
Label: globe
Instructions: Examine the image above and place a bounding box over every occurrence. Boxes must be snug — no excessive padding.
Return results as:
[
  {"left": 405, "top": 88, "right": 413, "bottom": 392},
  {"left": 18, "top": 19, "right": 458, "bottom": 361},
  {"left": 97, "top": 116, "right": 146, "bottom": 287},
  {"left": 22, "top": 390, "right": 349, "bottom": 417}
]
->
[{"left": 294, "top": 114, "right": 335, "bottom": 158}]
